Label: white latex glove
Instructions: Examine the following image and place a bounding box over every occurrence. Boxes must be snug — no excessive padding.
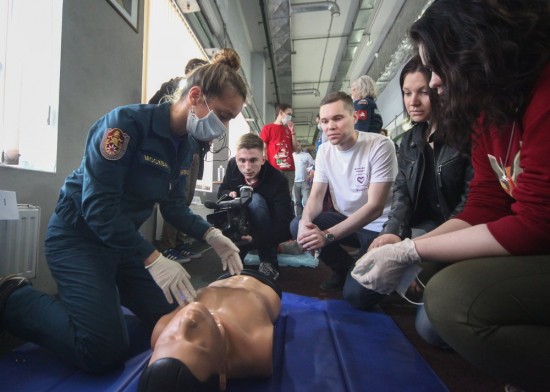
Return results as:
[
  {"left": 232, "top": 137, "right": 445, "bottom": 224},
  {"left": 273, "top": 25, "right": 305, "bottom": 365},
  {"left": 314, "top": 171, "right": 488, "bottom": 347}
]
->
[
  {"left": 351, "top": 239, "right": 421, "bottom": 295},
  {"left": 205, "top": 228, "right": 243, "bottom": 275},
  {"left": 146, "top": 254, "right": 196, "bottom": 304}
]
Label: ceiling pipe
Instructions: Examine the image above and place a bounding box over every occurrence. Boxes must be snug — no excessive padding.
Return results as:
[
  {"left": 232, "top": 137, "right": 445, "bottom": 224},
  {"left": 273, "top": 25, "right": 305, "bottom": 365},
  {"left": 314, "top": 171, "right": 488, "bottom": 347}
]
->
[
  {"left": 259, "top": 0, "right": 281, "bottom": 104},
  {"left": 290, "top": 1, "right": 340, "bottom": 16}
]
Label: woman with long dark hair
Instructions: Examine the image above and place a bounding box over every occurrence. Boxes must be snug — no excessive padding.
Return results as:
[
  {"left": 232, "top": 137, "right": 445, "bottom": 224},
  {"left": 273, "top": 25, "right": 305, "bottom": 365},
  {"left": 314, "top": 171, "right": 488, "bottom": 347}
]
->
[{"left": 351, "top": 1, "right": 550, "bottom": 389}]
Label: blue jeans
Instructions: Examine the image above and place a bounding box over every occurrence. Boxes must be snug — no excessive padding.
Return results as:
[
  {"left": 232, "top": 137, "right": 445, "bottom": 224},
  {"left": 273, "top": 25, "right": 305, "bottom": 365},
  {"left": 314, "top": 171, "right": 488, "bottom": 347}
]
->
[
  {"left": 292, "top": 181, "right": 311, "bottom": 217},
  {"left": 240, "top": 193, "right": 278, "bottom": 265},
  {"left": 290, "top": 211, "right": 378, "bottom": 273},
  {"left": 3, "top": 213, "right": 176, "bottom": 374}
]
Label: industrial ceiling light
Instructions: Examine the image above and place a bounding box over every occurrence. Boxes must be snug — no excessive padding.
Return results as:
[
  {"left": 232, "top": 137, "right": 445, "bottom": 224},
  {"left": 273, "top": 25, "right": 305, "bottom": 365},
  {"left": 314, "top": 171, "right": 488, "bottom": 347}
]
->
[
  {"left": 290, "top": 1, "right": 340, "bottom": 16},
  {"left": 292, "top": 88, "right": 320, "bottom": 96}
]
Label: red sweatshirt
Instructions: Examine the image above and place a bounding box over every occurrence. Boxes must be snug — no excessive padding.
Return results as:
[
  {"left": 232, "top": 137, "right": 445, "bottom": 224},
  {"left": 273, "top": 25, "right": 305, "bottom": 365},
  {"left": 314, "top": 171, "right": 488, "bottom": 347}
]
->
[{"left": 456, "top": 64, "right": 550, "bottom": 255}]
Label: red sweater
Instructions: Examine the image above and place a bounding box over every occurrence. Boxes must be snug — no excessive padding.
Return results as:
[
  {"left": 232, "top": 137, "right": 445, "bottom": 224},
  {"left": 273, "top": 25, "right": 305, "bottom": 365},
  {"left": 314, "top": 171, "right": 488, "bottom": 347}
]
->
[
  {"left": 260, "top": 123, "right": 296, "bottom": 171},
  {"left": 456, "top": 64, "right": 550, "bottom": 255}
]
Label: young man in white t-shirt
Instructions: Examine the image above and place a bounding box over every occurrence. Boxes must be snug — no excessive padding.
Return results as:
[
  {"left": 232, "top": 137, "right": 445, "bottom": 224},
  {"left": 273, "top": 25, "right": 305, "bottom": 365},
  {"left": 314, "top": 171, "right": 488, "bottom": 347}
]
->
[{"left": 291, "top": 91, "right": 397, "bottom": 292}]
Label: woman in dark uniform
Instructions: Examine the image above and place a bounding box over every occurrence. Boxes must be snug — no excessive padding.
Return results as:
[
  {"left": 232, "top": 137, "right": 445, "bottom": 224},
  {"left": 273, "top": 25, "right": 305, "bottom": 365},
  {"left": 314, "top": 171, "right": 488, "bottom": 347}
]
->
[{"left": 0, "top": 48, "right": 246, "bottom": 374}]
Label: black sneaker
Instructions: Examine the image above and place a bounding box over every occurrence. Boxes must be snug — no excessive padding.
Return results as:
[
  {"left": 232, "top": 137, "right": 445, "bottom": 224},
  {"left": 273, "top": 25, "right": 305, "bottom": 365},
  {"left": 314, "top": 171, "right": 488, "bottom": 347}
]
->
[
  {"left": 1, "top": 275, "right": 30, "bottom": 325},
  {"left": 320, "top": 271, "right": 347, "bottom": 291},
  {"left": 258, "top": 262, "right": 280, "bottom": 280}
]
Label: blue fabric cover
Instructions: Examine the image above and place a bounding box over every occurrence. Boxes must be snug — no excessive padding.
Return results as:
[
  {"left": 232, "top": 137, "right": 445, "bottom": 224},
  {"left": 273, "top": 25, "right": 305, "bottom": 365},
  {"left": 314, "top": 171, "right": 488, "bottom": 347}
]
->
[{"left": 0, "top": 293, "right": 447, "bottom": 392}]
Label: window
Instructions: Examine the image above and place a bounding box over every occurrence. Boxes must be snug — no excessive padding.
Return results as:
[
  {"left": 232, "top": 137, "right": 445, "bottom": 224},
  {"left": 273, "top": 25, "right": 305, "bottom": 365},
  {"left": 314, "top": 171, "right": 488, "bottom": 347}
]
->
[
  {"left": 144, "top": 0, "right": 250, "bottom": 193},
  {"left": 0, "top": 0, "right": 63, "bottom": 173}
]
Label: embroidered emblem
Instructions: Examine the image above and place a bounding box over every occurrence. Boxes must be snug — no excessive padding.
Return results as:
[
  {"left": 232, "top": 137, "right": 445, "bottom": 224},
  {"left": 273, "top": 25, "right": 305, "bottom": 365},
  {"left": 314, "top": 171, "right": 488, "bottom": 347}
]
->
[
  {"left": 487, "top": 150, "right": 522, "bottom": 198},
  {"left": 356, "top": 109, "right": 368, "bottom": 120},
  {"left": 358, "top": 99, "right": 367, "bottom": 105},
  {"left": 100, "top": 128, "right": 129, "bottom": 160},
  {"left": 140, "top": 153, "right": 170, "bottom": 172}
]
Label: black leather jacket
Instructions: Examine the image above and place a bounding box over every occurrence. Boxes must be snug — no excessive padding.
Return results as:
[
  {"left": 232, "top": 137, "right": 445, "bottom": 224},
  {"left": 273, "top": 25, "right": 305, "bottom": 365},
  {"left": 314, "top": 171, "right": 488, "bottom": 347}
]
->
[{"left": 381, "top": 122, "right": 473, "bottom": 239}]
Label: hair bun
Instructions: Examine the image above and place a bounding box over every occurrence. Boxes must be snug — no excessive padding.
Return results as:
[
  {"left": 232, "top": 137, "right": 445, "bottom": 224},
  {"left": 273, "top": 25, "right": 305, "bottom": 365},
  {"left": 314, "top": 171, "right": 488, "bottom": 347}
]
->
[{"left": 212, "top": 48, "right": 241, "bottom": 71}]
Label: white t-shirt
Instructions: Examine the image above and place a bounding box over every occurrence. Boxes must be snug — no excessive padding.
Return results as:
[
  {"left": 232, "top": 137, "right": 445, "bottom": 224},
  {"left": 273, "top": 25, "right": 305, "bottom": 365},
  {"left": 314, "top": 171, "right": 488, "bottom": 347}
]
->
[
  {"left": 292, "top": 151, "right": 315, "bottom": 182},
  {"left": 314, "top": 131, "right": 397, "bottom": 232}
]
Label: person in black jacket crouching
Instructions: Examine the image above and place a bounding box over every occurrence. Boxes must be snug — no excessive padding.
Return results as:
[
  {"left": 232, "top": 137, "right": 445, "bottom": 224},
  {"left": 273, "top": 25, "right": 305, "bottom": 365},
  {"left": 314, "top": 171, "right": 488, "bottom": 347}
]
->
[
  {"left": 364, "top": 56, "right": 473, "bottom": 347},
  {"left": 218, "top": 133, "right": 294, "bottom": 280}
]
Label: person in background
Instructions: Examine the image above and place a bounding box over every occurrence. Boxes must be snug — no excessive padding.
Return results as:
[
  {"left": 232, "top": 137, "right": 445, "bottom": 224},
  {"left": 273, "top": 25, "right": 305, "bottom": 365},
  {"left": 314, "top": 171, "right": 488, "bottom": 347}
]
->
[
  {"left": 292, "top": 145, "right": 315, "bottom": 218},
  {"left": 138, "top": 270, "right": 281, "bottom": 392},
  {"left": 151, "top": 58, "right": 208, "bottom": 263},
  {"left": 365, "top": 56, "right": 473, "bottom": 347},
  {"left": 0, "top": 48, "right": 245, "bottom": 374},
  {"left": 218, "top": 133, "right": 294, "bottom": 280},
  {"left": 260, "top": 103, "right": 301, "bottom": 192},
  {"left": 351, "top": 1, "right": 550, "bottom": 390},
  {"left": 350, "top": 75, "right": 383, "bottom": 134},
  {"left": 292, "top": 91, "right": 397, "bottom": 292}
]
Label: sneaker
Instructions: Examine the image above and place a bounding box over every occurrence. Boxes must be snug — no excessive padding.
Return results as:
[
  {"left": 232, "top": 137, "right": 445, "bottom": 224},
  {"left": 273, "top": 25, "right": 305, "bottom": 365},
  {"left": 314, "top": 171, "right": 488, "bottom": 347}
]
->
[
  {"left": 1, "top": 275, "right": 30, "bottom": 326},
  {"left": 320, "top": 271, "right": 347, "bottom": 291},
  {"left": 162, "top": 248, "right": 191, "bottom": 264},
  {"left": 259, "top": 262, "right": 280, "bottom": 280},
  {"left": 175, "top": 243, "right": 202, "bottom": 259}
]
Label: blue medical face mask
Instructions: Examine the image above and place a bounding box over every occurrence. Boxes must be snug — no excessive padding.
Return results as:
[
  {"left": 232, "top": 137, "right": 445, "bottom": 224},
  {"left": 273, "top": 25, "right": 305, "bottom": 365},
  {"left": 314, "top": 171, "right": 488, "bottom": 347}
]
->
[{"left": 187, "top": 97, "right": 227, "bottom": 141}]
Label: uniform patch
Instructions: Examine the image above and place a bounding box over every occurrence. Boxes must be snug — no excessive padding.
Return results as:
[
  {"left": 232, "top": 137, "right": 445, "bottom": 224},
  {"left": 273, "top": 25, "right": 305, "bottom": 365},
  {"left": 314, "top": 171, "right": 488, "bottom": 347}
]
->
[
  {"left": 100, "top": 128, "right": 130, "bottom": 160},
  {"left": 356, "top": 109, "right": 368, "bottom": 120},
  {"left": 141, "top": 153, "right": 170, "bottom": 172}
]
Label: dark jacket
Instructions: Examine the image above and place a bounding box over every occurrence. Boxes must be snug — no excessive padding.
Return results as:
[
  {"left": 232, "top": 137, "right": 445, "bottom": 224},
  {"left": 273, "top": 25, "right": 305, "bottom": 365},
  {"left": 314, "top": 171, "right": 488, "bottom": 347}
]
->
[
  {"left": 54, "top": 103, "right": 211, "bottom": 260},
  {"left": 381, "top": 122, "right": 473, "bottom": 239},
  {"left": 354, "top": 96, "right": 383, "bottom": 133},
  {"left": 218, "top": 158, "right": 294, "bottom": 247}
]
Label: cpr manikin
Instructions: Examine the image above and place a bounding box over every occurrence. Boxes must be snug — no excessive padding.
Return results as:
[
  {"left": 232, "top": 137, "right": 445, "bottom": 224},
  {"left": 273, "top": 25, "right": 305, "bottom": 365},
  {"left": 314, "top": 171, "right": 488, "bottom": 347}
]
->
[{"left": 138, "top": 270, "right": 282, "bottom": 391}]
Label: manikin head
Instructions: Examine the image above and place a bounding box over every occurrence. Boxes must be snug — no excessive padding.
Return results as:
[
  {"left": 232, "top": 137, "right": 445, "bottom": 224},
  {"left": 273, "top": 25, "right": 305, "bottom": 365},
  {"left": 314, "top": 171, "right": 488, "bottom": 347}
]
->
[{"left": 138, "top": 271, "right": 282, "bottom": 392}]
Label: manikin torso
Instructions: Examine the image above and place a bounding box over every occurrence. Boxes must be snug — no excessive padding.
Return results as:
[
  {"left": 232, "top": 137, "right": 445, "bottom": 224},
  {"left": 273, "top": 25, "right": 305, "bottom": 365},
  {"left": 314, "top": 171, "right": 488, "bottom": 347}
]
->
[{"left": 149, "top": 275, "right": 281, "bottom": 382}]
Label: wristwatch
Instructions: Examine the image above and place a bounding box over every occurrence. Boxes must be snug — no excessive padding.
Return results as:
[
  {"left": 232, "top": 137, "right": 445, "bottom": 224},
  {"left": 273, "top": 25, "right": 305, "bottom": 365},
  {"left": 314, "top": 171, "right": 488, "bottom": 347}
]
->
[{"left": 323, "top": 230, "right": 335, "bottom": 244}]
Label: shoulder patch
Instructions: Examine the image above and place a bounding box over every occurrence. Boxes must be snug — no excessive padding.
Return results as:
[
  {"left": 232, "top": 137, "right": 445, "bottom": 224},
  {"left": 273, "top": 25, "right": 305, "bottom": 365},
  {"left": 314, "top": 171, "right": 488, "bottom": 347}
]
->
[{"left": 100, "top": 128, "right": 130, "bottom": 160}]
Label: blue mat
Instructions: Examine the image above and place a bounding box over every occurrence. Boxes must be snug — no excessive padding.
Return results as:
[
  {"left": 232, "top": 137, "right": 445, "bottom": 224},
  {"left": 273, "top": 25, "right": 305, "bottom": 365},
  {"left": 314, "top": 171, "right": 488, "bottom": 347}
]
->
[{"left": 0, "top": 293, "right": 447, "bottom": 392}]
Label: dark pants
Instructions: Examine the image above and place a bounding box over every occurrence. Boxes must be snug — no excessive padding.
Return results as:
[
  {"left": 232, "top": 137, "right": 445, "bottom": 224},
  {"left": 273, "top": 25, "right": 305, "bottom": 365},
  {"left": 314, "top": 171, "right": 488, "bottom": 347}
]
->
[
  {"left": 239, "top": 193, "right": 279, "bottom": 266},
  {"left": 290, "top": 211, "right": 378, "bottom": 274},
  {"left": 425, "top": 255, "right": 550, "bottom": 391},
  {"left": 3, "top": 213, "right": 176, "bottom": 374}
]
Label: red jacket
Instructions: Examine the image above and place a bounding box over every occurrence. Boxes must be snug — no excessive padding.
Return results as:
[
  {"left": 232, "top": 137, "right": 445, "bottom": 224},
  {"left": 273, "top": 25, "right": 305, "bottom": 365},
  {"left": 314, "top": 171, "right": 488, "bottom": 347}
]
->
[{"left": 456, "top": 64, "right": 550, "bottom": 255}]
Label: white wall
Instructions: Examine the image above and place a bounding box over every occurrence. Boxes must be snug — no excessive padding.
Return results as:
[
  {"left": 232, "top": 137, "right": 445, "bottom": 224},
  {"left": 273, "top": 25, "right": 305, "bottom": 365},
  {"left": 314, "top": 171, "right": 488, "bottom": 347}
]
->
[
  {"left": 0, "top": 0, "right": 144, "bottom": 293},
  {"left": 376, "top": 62, "right": 407, "bottom": 140}
]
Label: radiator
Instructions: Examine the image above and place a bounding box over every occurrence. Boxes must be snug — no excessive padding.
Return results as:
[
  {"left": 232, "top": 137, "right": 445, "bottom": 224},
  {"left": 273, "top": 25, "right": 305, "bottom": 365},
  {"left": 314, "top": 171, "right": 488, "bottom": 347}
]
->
[{"left": 0, "top": 204, "right": 40, "bottom": 278}]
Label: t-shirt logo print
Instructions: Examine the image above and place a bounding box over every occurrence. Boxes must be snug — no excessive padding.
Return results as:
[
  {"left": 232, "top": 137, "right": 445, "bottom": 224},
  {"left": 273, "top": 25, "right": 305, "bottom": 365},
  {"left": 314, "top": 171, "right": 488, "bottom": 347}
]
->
[{"left": 100, "top": 128, "right": 130, "bottom": 160}]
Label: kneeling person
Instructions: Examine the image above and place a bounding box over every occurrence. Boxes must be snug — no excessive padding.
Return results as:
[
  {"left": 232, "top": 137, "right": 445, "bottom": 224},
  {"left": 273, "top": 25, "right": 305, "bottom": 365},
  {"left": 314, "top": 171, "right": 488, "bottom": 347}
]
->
[
  {"left": 218, "top": 133, "right": 294, "bottom": 280},
  {"left": 138, "top": 270, "right": 282, "bottom": 392}
]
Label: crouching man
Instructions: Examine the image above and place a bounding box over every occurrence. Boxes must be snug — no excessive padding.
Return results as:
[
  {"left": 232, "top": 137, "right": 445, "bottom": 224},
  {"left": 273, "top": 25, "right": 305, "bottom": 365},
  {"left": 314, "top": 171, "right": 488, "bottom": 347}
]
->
[{"left": 218, "top": 133, "right": 294, "bottom": 280}]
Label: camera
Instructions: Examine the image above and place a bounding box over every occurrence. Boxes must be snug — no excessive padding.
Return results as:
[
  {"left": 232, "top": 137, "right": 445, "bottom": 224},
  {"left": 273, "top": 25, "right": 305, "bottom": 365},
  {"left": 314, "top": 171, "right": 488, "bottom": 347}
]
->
[{"left": 205, "top": 186, "right": 253, "bottom": 244}]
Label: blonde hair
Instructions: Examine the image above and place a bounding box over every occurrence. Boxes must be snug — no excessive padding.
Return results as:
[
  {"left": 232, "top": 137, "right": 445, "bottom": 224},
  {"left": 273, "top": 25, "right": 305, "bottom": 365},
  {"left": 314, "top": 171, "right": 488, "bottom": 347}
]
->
[
  {"left": 170, "top": 48, "right": 247, "bottom": 103},
  {"left": 236, "top": 133, "right": 264, "bottom": 152},
  {"left": 351, "top": 75, "right": 378, "bottom": 99}
]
